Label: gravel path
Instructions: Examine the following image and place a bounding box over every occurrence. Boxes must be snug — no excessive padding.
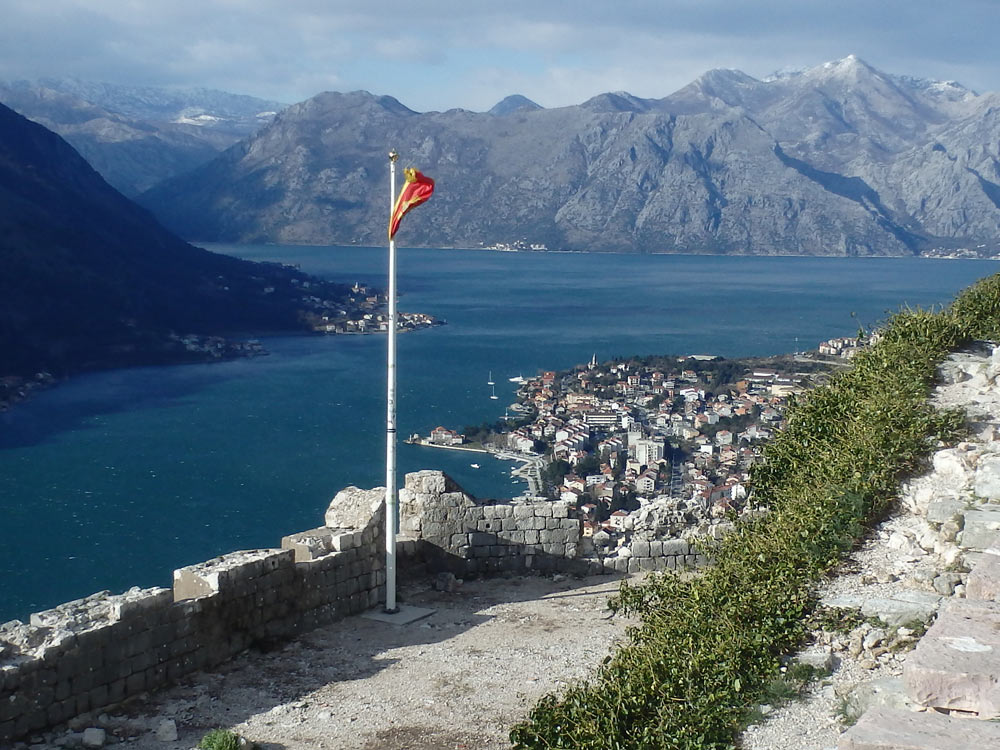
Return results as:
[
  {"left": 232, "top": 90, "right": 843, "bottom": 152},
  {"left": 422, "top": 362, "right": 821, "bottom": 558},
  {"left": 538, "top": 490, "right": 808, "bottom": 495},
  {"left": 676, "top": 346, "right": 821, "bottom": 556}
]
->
[
  {"left": 740, "top": 347, "right": 996, "bottom": 750},
  {"left": 58, "top": 574, "right": 630, "bottom": 750}
]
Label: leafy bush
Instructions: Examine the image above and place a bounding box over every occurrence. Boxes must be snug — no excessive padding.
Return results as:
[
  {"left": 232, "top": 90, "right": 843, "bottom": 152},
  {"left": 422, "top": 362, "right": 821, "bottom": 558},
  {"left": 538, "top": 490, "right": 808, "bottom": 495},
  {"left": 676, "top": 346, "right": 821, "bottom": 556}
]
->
[
  {"left": 198, "top": 729, "right": 254, "bottom": 750},
  {"left": 509, "top": 275, "right": 1000, "bottom": 749}
]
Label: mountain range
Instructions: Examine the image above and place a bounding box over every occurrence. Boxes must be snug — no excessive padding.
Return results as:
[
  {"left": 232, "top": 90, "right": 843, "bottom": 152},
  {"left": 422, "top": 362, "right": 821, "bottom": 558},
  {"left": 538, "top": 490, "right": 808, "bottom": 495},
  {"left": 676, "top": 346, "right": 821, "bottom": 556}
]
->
[
  {"left": 0, "top": 101, "right": 354, "bottom": 380},
  {"left": 0, "top": 78, "right": 286, "bottom": 196},
  {"left": 134, "top": 55, "right": 1000, "bottom": 256}
]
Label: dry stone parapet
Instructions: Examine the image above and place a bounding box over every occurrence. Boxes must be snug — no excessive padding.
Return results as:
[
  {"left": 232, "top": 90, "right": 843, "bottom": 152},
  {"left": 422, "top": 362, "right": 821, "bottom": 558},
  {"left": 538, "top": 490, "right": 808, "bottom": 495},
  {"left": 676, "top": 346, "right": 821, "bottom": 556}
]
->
[{"left": 0, "top": 490, "right": 387, "bottom": 745}]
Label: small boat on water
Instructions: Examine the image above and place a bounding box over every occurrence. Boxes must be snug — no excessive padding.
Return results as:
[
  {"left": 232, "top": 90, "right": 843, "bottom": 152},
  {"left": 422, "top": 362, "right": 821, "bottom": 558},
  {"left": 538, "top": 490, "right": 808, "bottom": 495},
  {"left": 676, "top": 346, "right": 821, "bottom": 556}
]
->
[
  {"left": 490, "top": 384, "right": 499, "bottom": 400},
  {"left": 470, "top": 463, "right": 480, "bottom": 469},
  {"left": 487, "top": 370, "right": 495, "bottom": 386},
  {"left": 509, "top": 374, "right": 525, "bottom": 383}
]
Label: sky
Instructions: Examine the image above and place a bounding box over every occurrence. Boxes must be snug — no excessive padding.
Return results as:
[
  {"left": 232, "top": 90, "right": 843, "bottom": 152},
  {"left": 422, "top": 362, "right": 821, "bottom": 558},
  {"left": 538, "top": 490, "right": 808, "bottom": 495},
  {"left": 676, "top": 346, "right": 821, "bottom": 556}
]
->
[{"left": 1, "top": 0, "right": 997, "bottom": 112}]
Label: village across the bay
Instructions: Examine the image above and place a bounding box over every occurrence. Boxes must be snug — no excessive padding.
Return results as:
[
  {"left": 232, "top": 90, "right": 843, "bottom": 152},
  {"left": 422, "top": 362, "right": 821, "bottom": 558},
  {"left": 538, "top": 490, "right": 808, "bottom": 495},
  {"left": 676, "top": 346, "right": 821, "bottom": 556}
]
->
[{"left": 411, "top": 337, "right": 860, "bottom": 545}]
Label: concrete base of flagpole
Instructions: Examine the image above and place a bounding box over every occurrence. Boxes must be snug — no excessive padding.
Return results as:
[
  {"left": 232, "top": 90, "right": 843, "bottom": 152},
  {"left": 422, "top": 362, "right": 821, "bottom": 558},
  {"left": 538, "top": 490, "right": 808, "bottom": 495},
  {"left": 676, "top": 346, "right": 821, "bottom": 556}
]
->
[{"left": 362, "top": 604, "right": 435, "bottom": 626}]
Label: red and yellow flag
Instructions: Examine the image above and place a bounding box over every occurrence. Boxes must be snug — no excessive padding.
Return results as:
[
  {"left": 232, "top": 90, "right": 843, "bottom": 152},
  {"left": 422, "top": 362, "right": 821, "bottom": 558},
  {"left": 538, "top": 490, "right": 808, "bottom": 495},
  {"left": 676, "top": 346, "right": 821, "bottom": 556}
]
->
[{"left": 389, "top": 167, "right": 434, "bottom": 239}]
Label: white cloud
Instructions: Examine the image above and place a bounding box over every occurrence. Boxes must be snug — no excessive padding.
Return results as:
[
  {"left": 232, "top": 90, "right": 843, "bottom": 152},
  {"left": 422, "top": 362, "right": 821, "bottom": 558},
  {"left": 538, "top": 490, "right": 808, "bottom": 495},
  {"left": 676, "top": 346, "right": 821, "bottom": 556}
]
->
[{"left": 0, "top": 0, "right": 997, "bottom": 109}]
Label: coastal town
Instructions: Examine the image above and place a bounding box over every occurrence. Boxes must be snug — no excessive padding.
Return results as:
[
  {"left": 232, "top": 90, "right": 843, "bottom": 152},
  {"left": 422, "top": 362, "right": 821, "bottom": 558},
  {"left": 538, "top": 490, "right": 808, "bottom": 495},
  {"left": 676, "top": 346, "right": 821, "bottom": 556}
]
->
[
  {"left": 416, "top": 340, "right": 859, "bottom": 543},
  {"left": 298, "top": 281, "right": 441, "bottom": 335}
]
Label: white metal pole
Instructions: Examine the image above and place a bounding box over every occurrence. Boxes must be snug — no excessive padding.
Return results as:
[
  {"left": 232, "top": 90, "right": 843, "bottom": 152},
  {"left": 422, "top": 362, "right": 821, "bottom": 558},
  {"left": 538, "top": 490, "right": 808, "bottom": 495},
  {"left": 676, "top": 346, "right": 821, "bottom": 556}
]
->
[{"left": 385, "top": 150, "right": 399, "bottom": 613}]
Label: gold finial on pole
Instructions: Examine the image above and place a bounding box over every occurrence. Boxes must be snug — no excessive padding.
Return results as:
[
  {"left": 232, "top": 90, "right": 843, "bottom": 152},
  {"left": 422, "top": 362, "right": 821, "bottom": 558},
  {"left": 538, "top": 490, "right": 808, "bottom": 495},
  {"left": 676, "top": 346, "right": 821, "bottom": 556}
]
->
[{"left": 389, "top": 149, "right": 399, "bottom": 163}]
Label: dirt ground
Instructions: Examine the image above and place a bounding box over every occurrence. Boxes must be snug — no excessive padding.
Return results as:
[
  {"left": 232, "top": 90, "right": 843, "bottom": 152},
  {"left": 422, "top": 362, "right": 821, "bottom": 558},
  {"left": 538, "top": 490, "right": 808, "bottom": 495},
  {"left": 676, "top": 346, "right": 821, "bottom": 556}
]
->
[{"left": 102, "top": 573, "right": 631, "bottom": 750}]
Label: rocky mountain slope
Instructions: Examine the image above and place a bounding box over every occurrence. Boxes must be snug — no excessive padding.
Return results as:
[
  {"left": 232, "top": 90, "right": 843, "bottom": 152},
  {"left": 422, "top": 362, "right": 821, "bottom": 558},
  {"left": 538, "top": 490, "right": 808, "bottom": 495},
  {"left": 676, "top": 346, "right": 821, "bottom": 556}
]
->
[
  {"left": 0, "top": 102, "right": 350, "bottom": 379},
  {"left": 138, "top": 56, "right": 1000, "bottom": 255},
  {"left": 0, "top": 78, "right": 285, "bottom": 195}
]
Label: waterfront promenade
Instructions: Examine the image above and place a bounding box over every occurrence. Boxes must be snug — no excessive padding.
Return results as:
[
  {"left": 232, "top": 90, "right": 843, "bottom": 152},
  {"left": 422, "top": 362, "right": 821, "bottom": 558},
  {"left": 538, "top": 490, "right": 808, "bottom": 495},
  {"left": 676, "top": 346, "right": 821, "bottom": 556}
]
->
[{"left": 408, "top": 437, "right": 544, "bottom": 496}]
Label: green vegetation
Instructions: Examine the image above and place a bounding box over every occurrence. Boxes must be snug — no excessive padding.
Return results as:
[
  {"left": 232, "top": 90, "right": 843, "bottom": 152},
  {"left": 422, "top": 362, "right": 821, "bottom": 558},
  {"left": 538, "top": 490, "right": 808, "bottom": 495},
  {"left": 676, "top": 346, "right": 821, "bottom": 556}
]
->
[
  {"left": 509, "top": 273, "right": 1000, "bottom": 749},
  {"left": 197, "top": 729, "right": 257, "bottom": 750}
]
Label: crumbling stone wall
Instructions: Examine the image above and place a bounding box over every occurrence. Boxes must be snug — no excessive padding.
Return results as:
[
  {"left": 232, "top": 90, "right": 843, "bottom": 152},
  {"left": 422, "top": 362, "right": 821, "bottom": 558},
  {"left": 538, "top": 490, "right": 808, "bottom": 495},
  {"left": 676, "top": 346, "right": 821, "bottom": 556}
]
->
[
  {"left": 397, "top": 470, "right": 704, "bottom": 576},
  {"left": 398, "top": 471, "right": 601, "bottom": 576},
  {"left": 1, "top": 470, "right": 706, "bottom": 743},
  {"left": 0, "top": 487, "right": 385, "bottom": 744}
]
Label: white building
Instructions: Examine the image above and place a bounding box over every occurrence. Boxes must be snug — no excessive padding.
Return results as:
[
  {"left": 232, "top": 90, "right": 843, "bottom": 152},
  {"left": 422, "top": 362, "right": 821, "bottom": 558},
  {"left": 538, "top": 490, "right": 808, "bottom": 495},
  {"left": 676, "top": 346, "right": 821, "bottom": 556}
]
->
[{"left": 631, "top": 437, "right": 665, "bottom": 467}]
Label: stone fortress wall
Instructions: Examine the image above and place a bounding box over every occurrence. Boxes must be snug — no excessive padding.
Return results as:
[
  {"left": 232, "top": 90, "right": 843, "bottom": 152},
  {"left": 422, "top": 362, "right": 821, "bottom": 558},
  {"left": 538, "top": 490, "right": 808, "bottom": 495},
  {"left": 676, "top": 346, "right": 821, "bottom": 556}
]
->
[{"left": 0, "top": 469, "right": 706, "bottom": 744}]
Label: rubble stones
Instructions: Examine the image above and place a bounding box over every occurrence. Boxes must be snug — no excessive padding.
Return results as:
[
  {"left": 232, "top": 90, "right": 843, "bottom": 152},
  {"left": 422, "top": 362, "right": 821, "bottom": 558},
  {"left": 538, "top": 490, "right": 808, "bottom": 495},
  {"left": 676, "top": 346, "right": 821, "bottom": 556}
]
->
[
  {"left": 153, "top": 718, "right": 177, "bottom": 742},
  {"left": 81, "top": 727, "right": 105, "bottom": 747}
]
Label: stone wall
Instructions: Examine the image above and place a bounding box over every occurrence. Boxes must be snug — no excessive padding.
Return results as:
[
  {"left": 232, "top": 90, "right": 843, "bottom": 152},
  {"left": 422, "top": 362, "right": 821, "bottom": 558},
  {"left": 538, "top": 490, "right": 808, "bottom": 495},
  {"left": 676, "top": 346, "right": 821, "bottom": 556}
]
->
[
  {"left": 398, "top": 470, "right": 600, "bottom": 576},
  {"left": 0, "top": 487, "right": 386, "bottom": 745},
  {"left": 397, "top": 470, "right": 705, "bottom": 577},
  {"left": 1, "top": 471, "right": 706, "bottom": 744}
]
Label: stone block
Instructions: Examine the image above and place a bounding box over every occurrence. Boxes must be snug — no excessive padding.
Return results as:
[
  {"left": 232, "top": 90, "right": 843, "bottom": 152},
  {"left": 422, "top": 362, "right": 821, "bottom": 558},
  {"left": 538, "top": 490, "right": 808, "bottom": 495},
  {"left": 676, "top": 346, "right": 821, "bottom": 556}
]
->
[
  {"left": 552, "top": 503, "right": 569, "bottom": 519},
  {"left": 825, "top": 590, "right": 942, "bottom": 627},
  {"left": 631, "top": 541, "right": 651, "bottom": 557},
  {"left": 281, "top": 527, "right": 335, "bottom": 562},
  {"left": 975, "top": 455, "right": 1000, "bottom": 501},
  {"left": 534, "top": 503, "right": 553, "bottom": 518},
  {"left": 111, "top": 587, "right": 173, "bottom": 621},
  {"left": 501, "top": 517, "right": 519, "bottom": 532},
  {"left": 422, "top": 522, "right": 444, "bottom": 539},
  {"left": 513, "top": 504, "right": 534, "bottom": 519},
  {"left": 959, "top": 508, "right": 1000, "bottom": 551},
  {"left": 46, "top": 698, "right": 73, "bottom": 726},
  {"left": 926, "top": 498, "right": 969, "bottom": 525},
  {"left": 325, "top": 486, "right": 385, "bottom": 529},
  {"left": 173, "top": 549, "right": 293, "bottom": 602},
  {"left": 661, "top": 539, "right": 690, "bottom": 556},
  {"left": 405, "top": 470, "right": 445, "bottom": 495},
  {"left": 838, "top": 705, "right": 1000, "bottom": 749},
  {"left": 82, "top": 727, "right": 106, "bottom": 748},
  {"left": 967, "top": 550, "right": 1000, "bottom": 601},
  {"left": 331, "top": 531, "right": 361, "bottom": 551},
  {"left": 904, "top": 598, "right": 1000, "bottom": 716}
]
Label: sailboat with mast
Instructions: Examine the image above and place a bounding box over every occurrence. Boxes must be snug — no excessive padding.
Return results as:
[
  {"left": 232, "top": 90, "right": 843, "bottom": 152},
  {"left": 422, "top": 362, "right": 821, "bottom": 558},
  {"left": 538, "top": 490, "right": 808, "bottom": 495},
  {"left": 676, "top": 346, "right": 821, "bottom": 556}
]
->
[{"left": 487, "top": 370, "right": 495, "bottom": 386}]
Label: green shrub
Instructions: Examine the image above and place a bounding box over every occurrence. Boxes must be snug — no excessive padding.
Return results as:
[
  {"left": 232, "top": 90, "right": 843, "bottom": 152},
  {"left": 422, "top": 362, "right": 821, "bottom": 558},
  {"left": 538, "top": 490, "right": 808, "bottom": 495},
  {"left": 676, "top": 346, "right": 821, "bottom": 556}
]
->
[
  {"left": 510, "top": 274, "right": 1000, "bottom": 749},
  {"left": 198, "top": 729, "right": 254, "bottom": 750}
]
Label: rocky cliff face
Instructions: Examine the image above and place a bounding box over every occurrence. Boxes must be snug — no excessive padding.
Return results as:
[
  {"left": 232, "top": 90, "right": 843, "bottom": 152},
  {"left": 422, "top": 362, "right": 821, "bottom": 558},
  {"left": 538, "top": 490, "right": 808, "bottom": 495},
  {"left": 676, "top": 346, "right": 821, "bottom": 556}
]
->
[{"left": 138, "top": 56, "right": 1000, "bottom": 255}]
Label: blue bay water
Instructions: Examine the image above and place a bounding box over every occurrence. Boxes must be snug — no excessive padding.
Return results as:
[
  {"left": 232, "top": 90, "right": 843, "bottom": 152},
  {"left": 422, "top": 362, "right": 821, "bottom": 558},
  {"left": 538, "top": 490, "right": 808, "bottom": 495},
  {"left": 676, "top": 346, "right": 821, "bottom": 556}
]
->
[{"left": 1, "top": 247, "right": 997, "bottom": 622}]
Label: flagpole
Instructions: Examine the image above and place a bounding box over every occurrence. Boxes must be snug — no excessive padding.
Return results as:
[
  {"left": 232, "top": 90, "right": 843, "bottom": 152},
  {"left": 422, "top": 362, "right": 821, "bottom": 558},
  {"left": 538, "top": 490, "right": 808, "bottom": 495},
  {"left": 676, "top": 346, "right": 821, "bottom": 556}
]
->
[{"left": 384, "top": 149, "right": 399, "bottom": 614}]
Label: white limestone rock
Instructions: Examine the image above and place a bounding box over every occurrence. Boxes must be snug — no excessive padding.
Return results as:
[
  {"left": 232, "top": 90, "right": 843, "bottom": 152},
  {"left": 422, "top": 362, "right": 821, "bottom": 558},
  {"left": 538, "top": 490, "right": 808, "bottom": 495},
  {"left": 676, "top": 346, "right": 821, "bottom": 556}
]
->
[
  {"left": 81, "top": 727, "right": 106, "bottom": 747},
  {"left": 325, "top": 486, "right": 385, "bottom": 530},
  {"left": 154, "top": 718, "right": 178, "bottom": 742}
]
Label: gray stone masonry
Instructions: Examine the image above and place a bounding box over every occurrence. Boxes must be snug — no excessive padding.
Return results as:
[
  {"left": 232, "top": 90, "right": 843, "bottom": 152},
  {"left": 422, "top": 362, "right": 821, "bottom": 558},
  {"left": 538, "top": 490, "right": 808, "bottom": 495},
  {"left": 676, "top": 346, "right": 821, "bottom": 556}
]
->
[
  {"left": 1, "top": 470, "right": 711, "bottom": 744},
  {"left": 0, "top": 486, "right": 386, "bottom": 746},
  {"left": 398, "top": 470, "right": 601, "bottom": 576},
  {"left": 398, "top": 470, "right": 704, "bottom": 577}
]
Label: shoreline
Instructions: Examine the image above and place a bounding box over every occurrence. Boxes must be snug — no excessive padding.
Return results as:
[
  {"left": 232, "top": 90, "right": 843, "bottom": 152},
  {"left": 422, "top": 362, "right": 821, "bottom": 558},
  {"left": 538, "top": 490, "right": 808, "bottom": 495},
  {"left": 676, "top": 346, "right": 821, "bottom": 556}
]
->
[
  {"left": 234, "top": 241, "right": 1000, "bottom": 262},
  {"left": 405, "top": 438, "right": 490, "bottom": 454}
]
